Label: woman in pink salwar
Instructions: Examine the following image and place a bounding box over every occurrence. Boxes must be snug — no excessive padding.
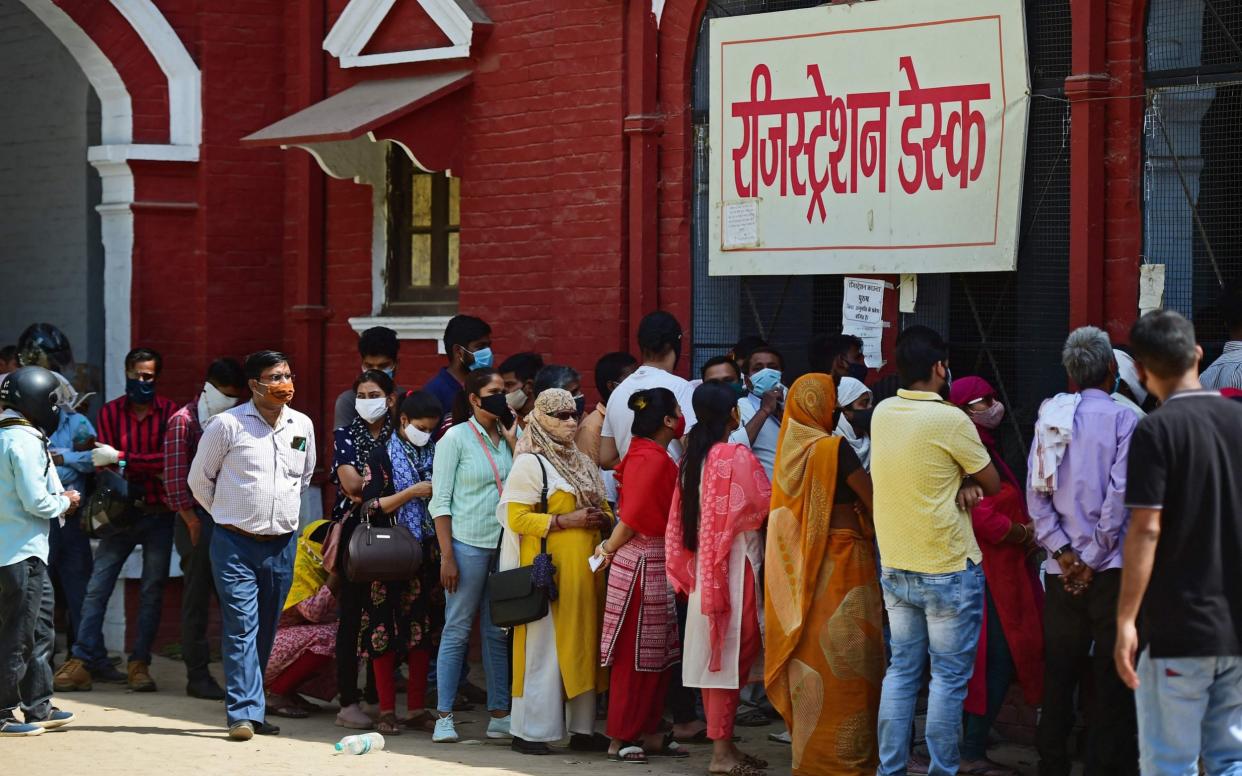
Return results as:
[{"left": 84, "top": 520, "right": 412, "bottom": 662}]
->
[{"left": 667, "top": 382, "right": 772, "bottom": 776}]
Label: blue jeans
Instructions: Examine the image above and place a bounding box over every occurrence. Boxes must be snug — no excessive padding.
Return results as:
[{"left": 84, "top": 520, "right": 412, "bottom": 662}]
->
[
  {"left": 48, "top": 513, "right": 94, "bottom": 648},
  {"left": 877, "top": 561, "right": 985, "bottom": 776},
  {"left": 72, "top": 514, "right": 175, "bottom": 670},
  {"left": 435, "top": 539, "right": 510, "bottom": 714},
  {"left": 210, "top": 526, "right": 295, "bottom": 726},
  {"left": 1136, "top": 650, "right": 1242, "bottom": 776}
]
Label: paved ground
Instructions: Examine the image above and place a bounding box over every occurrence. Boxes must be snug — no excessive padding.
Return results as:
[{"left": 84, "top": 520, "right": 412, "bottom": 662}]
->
[{"left": 9, "top": 656, "right": 1042, "bottom": 775}]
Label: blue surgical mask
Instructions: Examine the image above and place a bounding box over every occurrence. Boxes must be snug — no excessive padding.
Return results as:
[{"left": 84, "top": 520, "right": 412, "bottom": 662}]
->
[
  {"left": 750, "top": 368, "right": 782, "bottom": 397},
  {"left": 382, "top": 367, "right": 396, "bottom": 380},
  {"left": 468, "top": 347, "right": 493, "bottom": 371},
  {"left": 125, "top": 378, "right": 156, "bottom": 405}
]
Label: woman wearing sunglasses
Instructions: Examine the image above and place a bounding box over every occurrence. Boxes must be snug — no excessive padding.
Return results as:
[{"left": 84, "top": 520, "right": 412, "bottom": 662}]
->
[{"left": 497, "top": 389, "right": 614, "bottom": 755}]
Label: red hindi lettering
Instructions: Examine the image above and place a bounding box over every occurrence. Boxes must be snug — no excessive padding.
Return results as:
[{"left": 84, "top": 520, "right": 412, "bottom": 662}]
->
[{"left": 897, "top": 56, "right": 991, "bottom": 194}]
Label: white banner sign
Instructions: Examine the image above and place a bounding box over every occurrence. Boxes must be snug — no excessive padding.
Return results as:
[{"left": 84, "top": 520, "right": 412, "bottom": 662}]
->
[{"left": 709, "top": 0, "right": 1030, "bottom": 276}]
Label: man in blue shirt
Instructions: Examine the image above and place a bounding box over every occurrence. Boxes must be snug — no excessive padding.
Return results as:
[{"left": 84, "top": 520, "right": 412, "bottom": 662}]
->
[
  {"left": 424, "top": 315, "right": 492, "bottom": 434},
  {"left": 0, "top": 367, "right": 80, "bottom": 736},
  {"left": 45, "top": 373, "right": 96, "bottom": 656}
]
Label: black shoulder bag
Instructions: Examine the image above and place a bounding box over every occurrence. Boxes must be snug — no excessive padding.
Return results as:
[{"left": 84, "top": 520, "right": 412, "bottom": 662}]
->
[{"left": 486, "top": 454, "right": 552, "bottom": 629}]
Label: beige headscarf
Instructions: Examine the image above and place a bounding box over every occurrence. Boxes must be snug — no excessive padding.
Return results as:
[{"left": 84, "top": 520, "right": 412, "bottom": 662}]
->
[{"left": 515, "top": 389, "right": 605, "bottom": 507}]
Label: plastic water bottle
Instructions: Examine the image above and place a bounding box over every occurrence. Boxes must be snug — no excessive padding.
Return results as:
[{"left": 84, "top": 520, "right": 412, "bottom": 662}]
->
[{"left": 333, "top": 732, "right": 385, "bottom": 755}]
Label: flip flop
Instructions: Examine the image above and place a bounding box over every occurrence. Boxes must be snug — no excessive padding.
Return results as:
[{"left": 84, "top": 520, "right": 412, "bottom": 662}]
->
[
  {"left": 608, "top": 745, "right": 647, "bottom": 764},
  {"left": 400, "top": 711, "right": 437, "bottom": 732},
  {"left": 740, "top": 753, "right": 769, "bottom": 770},
  {"left": 265, "top": 700, "right": 309, "bottom": 719},
  {"left": 648, "top": 737, "right": 690, "bottom": 759},
  {"left": 709, "top": 764, "right": 765, "bottom": 776},
  {"left": 376, "top": 712, "right": 402, "bottom": 736}
]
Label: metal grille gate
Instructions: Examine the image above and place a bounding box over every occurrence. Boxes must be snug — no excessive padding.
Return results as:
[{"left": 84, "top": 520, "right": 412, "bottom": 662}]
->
[
  {"left": 1144, "top": 0, "right": 1242, "bottom": 364},
  {"left": 690, "top": 0, "right": 1072, "bottom": 475}
]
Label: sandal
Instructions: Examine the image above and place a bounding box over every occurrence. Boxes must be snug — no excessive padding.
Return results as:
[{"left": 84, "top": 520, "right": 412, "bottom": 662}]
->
[
  {"left": 569, "top": 732, "right": 612, "bottom": 752},
  {"left": 958, "top": 759, "right": 1018, "bottom": 776},
  {"left": 265, "top": 695, "right": 309, "bottom": 719},
  {"left": 290, "top": 694, "right": 323, "bottom": 714},
  {"left": 740, "top": 753, "right": 769, "bottom": 770},
  {"left": 376, "top": 712, "right": 402, "bottom": 736},
  {"left": 649, "top": 736, "right": 691, "bottom": 759},
  {"left": 401, "top": 711, "right": 437, "bottom": 732},
  {"left": 709, "top": 765, "right": 765, "bottom": 776},
  {"left": 608, "top": 745, "right": 647, "bottom": 764}
]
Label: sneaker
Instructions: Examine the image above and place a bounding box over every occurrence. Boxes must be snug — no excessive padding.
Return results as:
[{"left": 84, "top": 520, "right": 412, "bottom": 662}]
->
[
  {"left": 432, "top": 714, "right": 459, "bottom": 743},
  {"left": 127, "top": 661, "right": 157, "bottom": 692},
  {"left": 228, "top": 721, "right": 254, "bottom": 741},
  {"left": 53, "top": 658, "right": 92, "bottom": 692},
  {"left": 186, "top": 677, "right": 225, "bottom": 701},
  {"left": 486, "top": 714, "right": 512, "bottom": 739},
  {"left": 26, "top": 707, "right": 74, "bottom": 730},
  {"left": 335, "top": 703, "right": 374, "bottom": 730},
  {"left": 0, "top": 719, "right": 45, "bottom": 737}
]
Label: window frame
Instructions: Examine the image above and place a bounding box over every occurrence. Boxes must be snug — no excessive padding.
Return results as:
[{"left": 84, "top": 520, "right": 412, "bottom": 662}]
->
[{"left": 384, "top": 148, "right": 459, "bottom": 317}]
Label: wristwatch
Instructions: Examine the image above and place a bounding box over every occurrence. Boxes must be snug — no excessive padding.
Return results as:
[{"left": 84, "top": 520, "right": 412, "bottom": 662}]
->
[{"left": 1052, "top": 544, "right": 1072, "bottom": 560}]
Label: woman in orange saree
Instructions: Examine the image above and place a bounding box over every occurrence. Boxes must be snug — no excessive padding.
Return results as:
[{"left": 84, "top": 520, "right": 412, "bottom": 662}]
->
[{"left": 764, "top": 374, "right": 885, "bottom": 776}]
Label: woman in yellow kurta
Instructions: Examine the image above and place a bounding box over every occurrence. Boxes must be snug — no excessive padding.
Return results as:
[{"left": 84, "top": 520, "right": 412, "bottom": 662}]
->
[
  {"left": 497, "top": 388, "right": 612, "bottom": 755},
  {"left": 765, "top": 374, "right": 885, "bottom": 775}
]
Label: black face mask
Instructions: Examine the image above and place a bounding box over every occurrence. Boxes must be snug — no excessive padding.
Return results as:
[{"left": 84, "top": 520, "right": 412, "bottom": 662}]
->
[
  {"left": 848, "top": 407, "right": 874, "bottom": 436},
  {"left": 478, "top": 393, "right": 514, "bottom": 427},
  {"left": 831, "top": 408, "right": 842, "bottom": 429},
  {"left": 574, "top": 396, "right": 586, "bottom": 417},
  {"left": 847, "top": 362, "right": 869, "bottom": 383}
]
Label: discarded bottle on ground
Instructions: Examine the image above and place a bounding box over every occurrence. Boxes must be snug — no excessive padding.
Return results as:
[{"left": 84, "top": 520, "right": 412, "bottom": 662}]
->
[{"left": 334, "top": 732, "right": 385, "bottom": 755}]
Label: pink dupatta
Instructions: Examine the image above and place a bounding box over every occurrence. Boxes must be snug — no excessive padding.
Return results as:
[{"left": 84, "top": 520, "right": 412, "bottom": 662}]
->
[{"left": 666, "top": 442, "right": 771, "bottom": 672}]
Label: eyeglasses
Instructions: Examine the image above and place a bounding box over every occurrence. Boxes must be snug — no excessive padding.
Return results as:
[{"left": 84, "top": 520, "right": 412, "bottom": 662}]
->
[
  {"left": 258, "top": 373, "right": 295, "bottom": 385},
  {"left": 549, "top": 411, "right": 577, "bottom": 421}
]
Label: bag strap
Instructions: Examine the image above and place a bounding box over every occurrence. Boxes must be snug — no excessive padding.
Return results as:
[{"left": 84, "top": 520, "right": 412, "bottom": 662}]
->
[
  {"left": 491, "top": 453, "right": 551, "bottom": 563},
  {"left": 466, "top": 420, "right": 505, "bottom": 496}
]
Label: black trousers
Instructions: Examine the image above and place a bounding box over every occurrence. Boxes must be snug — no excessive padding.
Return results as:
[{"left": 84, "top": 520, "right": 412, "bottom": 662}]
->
[
  {"left": 665, "top": 596, "right": 700, "bottom": 724},
  {"left": 0, "top": 557, "right": 54, "bottom": 719},
  {"left": 175, "top": 509, "right": 217, "bottom": 683},
  {"left": 1036, "top": 570, "right": 1138, "bottom": 776}
]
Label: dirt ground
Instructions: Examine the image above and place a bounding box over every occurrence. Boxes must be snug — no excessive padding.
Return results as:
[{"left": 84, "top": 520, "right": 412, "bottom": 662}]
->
[{"left": 7, "top": 656, "right": 1042, "bottom": 775}]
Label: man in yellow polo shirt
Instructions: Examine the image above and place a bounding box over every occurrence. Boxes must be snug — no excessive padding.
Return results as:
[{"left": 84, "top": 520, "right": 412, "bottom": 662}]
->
[{"left": 870, "top": 326, "right": 1000, "bottom": 776}]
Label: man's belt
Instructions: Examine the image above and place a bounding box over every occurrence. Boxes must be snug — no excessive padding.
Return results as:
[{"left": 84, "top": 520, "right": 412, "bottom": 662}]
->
[{"left": 220, "top": 524, "right": 291, "bottom": 543}]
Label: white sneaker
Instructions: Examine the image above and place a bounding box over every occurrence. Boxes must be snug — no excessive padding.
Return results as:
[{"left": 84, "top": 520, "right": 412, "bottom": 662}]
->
[
  {"left": 486, "top": 715, "right": 512, "bottom": 739},
  {"left": 432, "top": 714, "right": 459, "bottom": 743}
]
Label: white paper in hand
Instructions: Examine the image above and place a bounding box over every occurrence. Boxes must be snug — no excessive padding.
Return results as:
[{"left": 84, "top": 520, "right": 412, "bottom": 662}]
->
[{"left": 588, "top": 554, "right": 606, "bottom": 573}]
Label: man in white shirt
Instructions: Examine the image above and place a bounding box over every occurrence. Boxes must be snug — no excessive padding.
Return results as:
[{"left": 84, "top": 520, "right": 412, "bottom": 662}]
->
[
  {"left": 189, "top": 351, "right": 316, "bottom": 742},
  {"left": 727, "top": 345, "right": 784, "bottom": 481},
  {"left": 600, "top": 311, "right": 697, "bottom": 466}
]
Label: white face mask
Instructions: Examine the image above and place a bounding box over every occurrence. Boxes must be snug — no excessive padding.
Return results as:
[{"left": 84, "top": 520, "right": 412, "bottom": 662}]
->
[
  {"left": 505, "top": 387, "right": 528, "bottom": 412},
  {"left": 405, "top": 424, "right": 431, "bottom": 448},
  {"left": 198, "top": 382, "right": 239, "bottom": 425},
  {"left": 355, "top": 396, "right": 389, "bottom": 423}
]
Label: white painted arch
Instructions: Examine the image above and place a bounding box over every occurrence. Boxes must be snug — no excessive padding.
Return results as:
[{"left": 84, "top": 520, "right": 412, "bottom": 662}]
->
[{"left": 14, "top": 0, "right": 200, "bottom": 396}]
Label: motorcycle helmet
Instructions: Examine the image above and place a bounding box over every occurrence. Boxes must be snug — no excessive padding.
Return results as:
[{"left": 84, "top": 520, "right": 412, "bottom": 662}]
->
[
  {"left": 0, "top": 366, "right": 61, "bottom": 435},
  {"left": 16, "top": 323, "right": 74, "bottom": 375}
]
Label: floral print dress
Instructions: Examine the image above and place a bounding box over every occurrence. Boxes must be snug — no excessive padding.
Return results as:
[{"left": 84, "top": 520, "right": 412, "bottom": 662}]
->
[{"left": 355, "top": 440, "right": 444, "bottom": 658}]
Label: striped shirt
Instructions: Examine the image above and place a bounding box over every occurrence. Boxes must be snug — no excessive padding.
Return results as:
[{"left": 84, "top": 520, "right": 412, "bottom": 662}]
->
[
  {"left": 429, "top": 416, "right": 513, "bottom": 548},
  {"left": 188, "top": 401, "right": 316, "bottom": 536},
  {"left": 1201, "top": 341, "right": 1242, "bottom": 391},
  {"left": 163, "top": 402, "right": 203, "bottom": 512},
  {"left": 97, "top": 394, "right": 179, "bottom": 507}
]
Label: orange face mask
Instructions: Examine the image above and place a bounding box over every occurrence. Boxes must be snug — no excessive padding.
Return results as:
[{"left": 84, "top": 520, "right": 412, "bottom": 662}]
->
[{"left": 258, "top": 382, "right": 295, "bottom": 405}]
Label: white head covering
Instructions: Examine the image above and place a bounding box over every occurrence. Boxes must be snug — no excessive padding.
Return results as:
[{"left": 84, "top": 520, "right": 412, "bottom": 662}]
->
[
  {"left": 833, "top": 377, "right": 872, "bottom": 471},
  {"left": 50, "top": 371, "right": 93, "bottom": 413},
  {"left": 1113, "top": 350, "right": 1148, "bottom": 405}
]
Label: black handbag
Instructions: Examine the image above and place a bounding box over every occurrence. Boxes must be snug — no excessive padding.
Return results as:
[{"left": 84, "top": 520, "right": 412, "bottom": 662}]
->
[
  {"left": 487, "top": 455, "right": 552, "bottom": 630},
  {"left": 344, "top": 503, "right": 424, "bottom": 583},
  {"left": 83, "top": 467, "right": 145, "bottom": 539}
]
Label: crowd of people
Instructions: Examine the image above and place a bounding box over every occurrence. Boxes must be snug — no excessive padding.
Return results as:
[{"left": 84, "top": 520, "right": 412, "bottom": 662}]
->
[{"left": 0, "top": 282, "right": 1239, "bottom": 776}]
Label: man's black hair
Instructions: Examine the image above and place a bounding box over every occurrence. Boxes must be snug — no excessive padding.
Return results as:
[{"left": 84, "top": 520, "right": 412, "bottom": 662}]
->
[
  {"left": 534, "top": 364, "right": 580, "bottom": 395},
  {"left": 700, "top": 355, "right": 740, "bottom": 382},
  {"left": 243, "top": 350, "right": 289, "bottom": 381},
  {"left": 358, "top": 326, "right": 399, "bottom": 360},
  {"left": 125, "top": 347, "right": 163, "bottom": 375},
  {"left": 206, "top": 358, "right": 246, "bottom": 391},
  {"left": 594, "top": 352, "right": 637, "bottom": 402},
  {"left": 636, "top": 311, "right": 683, "bottom": 356},
  {"left": 1130, "top": 310, "right": 1199, "bottom": 379},
  {"left": 499, "top": 352, "right": 545, "bottom": 383},
  {"left": 894, "top": 326, "right": 949, "bottom": 388},
  {"left": 808, "top": 334, "right": 862, "bottom": 374},
  {"left": 443, "top": 315, "right": 491, "bottom": 357},
  {"left": 747, "top": 345, "right": 785, "bottom": 371}
]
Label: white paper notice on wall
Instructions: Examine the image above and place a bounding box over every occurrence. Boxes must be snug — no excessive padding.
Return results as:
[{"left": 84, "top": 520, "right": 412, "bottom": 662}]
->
[
  {"left": 721, "top": 200, "right": 760, "bottom": 250},
  {"left": 843, "top": 277, "right": 888, "bottom": 325},
  {"left": 843, "top": 320, "right": 886, "bottom": 369},
  {"left": 1139, "top": 264, "right": 1166, "bottom": 316},
  {"left": 899, "top": 274, "right": 918, "bottom": 314}
]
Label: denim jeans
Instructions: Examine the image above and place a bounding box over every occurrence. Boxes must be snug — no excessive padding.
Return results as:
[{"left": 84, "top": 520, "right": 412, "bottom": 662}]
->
[
  {"left": 48, "top": 513, "right": 93, "bottom": 650},
  {"left": 1136, "top": 650, "right": 1242, "bottom": 776},
  {"left": 877, "top": 561, "right": 985, "bottom": 776},
  {"left": 0, "top": 557, "right": 54, "bottom": 720},
  {"left": 210, "top": 526, "right": 296, "bottom": 726},
  {"left": 72, "top": 513, "right": 175, "bottom": 670},
  {"left": 174, "top": 507, "right": 216, "bottom": 682},
  {"left": 435, "top": 539, "right": 510, "bottom": 714}
]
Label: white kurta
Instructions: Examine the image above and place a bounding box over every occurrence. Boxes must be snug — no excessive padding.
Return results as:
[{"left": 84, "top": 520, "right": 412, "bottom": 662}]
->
[
  {"left": 681, "top": 531, "right": 763, "bottom": 690},
  {"left": 509, "top": 602, "right": 597, "bottom": 742}
]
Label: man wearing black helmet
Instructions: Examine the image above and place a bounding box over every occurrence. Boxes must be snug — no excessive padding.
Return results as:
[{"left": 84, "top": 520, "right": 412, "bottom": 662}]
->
[
  {"left": 15, "top": 323, "right": 75, "bottom": 376},
  {"left": 0, "top": 367, "right": 80, "bottom": 736}
]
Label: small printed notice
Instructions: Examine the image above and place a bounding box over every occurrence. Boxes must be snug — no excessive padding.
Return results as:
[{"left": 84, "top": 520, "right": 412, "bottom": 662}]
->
[
  {"left": 843, "top": 277, "right": 890, "bottom": 368},
  {"left": 1139, "top": 264, "right": 1166, "bottom": 316},
  {"left": 899, "top": 274, "right": 918, "bottom": 313},
  {"left": 722, "top": 200, "right": 759, "bottom": 250}
]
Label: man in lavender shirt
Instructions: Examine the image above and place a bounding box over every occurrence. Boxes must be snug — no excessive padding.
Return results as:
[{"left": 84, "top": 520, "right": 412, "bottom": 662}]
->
[{"left": 1026, "top": 327, "right": 1139, "bottom": 776}]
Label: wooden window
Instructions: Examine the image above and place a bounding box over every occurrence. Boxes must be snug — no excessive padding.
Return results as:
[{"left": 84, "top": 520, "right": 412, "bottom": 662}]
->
[{"left": 384, "top": 147, "right": 460, "bottom": 315}]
